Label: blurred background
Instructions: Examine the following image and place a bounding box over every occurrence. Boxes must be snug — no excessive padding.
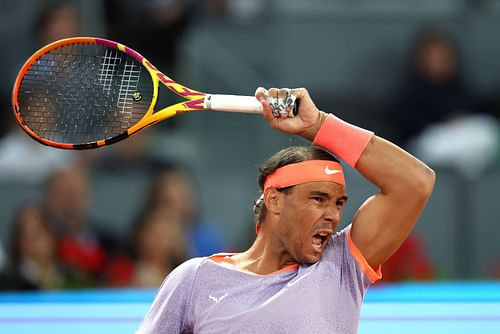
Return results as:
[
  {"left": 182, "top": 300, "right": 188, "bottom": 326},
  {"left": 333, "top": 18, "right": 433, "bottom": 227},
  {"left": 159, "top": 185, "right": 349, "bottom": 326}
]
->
[{"left": 0, "top": 0, "right": 499, "bottom": 292}]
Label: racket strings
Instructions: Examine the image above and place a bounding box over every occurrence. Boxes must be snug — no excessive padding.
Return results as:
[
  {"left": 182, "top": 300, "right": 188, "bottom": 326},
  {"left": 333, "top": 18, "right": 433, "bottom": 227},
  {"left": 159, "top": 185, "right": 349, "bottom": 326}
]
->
[
  {"left": 17, "top": 43, "right": 153, "bottom": 145},
  {"left": 98, "top": 48, "right": 121, "bottom": 95},
  {"left": 116, "top": 60, "right": 142, "bottom": 117}
]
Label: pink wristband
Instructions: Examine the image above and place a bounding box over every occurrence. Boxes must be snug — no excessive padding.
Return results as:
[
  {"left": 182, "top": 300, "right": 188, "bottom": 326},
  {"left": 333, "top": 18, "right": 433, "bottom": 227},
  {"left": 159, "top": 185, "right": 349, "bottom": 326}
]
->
[{"left": 313, "top": 114, "right": 374, "bottom": 168}]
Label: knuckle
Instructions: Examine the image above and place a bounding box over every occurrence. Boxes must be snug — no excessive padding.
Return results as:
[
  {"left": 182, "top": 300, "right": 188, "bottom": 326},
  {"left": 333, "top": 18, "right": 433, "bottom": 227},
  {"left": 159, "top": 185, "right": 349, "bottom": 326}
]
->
[{"left": 255, "top": 86, "right": 266, "bottom": 94}]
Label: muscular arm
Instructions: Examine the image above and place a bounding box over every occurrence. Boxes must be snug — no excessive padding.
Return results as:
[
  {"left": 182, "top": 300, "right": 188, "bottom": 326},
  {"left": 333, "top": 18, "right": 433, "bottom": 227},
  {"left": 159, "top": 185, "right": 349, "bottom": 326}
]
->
[
  {"left": 256, "top": 87, "right": 436, "bottom": 268},
  {"left": 350, "top": 135, "right": 435, "bottom": 268}
]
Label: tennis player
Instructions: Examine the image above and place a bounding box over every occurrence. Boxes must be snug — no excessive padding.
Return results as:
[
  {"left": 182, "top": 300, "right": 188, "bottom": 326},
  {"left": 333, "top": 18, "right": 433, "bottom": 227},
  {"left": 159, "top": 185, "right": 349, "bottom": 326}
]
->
[{"left": 136, "top": 87, "right": 436, "bottom": 333}]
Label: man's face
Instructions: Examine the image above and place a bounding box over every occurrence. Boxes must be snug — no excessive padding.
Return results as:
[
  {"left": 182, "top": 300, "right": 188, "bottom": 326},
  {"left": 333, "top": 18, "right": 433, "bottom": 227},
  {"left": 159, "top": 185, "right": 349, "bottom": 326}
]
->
[
  {"left": 274, "top": 181, "right": 347, "bottom": 264},
  {"left": 47, "top": 169, "right": 89, "bottom": 222}
]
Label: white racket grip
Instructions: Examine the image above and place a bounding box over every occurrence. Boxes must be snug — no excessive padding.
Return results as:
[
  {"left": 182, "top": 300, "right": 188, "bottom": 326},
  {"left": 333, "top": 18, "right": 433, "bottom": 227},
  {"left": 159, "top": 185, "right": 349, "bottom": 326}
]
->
[{"left": 205, "top": 94, "right": 263, "bottom": 114}]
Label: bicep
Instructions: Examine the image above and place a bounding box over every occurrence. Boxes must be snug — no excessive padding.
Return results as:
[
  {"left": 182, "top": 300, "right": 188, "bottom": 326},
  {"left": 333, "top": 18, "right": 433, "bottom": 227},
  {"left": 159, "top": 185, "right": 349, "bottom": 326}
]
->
[{"left": 350, "top": 191, "right": 431, "bottom": 268}]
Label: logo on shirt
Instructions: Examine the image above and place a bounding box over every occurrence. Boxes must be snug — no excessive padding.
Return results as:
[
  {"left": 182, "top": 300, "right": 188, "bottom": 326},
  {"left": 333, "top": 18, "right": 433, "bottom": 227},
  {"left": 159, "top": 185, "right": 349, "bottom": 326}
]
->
[{"left": 209, "top": 293, "right": 228, "bottom": 304}]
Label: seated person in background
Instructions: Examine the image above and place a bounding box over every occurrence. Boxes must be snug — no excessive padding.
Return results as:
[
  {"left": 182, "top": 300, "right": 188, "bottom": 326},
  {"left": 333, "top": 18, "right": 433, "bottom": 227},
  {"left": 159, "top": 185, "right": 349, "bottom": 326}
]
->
[
  {"left": 146, "top": 166, "right": 232, "bottom": 257},
  {"left": 42, "top": 167, "right": 113, "bottom": 287},
  {"left": 392, "top": 29, "right": 482, "bottom": 144},
  {"left": 105, "top": 208, "right": 188, "bottom": 288},
  {"left": 0, "top": 204, "right": 68, "bottom": 291},
  {"left": 392, "top": 29, "right": 498, "bottom": 177},
  {"left": 132, "top": 208, "right": 188, "bottom": 287}
]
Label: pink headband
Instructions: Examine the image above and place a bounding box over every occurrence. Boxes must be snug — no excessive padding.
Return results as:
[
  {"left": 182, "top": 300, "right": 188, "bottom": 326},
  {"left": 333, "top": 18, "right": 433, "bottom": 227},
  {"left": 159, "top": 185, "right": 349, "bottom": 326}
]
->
[{"left": 263, "top": 160, "right": 345, "bottom": 190}]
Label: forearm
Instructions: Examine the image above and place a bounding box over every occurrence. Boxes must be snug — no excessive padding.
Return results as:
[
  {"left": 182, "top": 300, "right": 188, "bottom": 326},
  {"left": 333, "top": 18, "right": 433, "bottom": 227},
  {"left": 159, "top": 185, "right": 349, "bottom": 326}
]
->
[{"left": 311, "top": 113, "right": 435, "bottom": 197}]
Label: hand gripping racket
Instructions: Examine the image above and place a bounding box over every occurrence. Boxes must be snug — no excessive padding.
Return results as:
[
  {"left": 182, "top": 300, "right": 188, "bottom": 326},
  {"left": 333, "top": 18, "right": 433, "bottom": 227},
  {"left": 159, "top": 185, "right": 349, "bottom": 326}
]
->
[{"left": 12, "top": 37, "right": 296, "bottom": 149}]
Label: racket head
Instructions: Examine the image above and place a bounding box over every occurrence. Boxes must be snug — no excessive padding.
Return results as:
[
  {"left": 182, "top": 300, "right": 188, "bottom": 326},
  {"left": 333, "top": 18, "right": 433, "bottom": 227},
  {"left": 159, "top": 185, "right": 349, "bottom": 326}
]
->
[{"left": 12, "top": 37, "right": 206, "bottom": 149}]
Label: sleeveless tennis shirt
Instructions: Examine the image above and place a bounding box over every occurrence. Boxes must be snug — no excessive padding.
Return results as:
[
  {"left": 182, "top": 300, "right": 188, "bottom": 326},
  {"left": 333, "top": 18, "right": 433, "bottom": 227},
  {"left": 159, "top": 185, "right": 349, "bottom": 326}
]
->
[{"left": 136, "top": 225, "right": 381, "bottom": 334}]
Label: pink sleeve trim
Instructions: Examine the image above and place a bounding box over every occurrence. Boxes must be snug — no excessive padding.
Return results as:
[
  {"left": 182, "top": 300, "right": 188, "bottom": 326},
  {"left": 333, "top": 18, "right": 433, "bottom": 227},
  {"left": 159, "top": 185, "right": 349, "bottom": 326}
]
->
[
  {"left": 313, "top": 114, "right": 374, "bottom": 168},
  {"left": 347, "top": 227, "right": 382, "bottom": 283}
]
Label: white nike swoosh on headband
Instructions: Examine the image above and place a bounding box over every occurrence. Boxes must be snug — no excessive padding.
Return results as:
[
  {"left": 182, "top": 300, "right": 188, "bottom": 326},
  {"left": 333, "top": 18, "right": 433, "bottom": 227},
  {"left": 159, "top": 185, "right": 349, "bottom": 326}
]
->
[{"left": 324, "top": 166, "right": 342, "bottom": 175}]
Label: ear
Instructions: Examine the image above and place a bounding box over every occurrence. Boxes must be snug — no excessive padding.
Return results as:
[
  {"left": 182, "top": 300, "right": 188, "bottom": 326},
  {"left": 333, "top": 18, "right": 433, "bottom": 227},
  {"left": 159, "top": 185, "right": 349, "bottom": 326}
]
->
[{"left": 263, "top": 187, "right": 284, "bottom": 215}]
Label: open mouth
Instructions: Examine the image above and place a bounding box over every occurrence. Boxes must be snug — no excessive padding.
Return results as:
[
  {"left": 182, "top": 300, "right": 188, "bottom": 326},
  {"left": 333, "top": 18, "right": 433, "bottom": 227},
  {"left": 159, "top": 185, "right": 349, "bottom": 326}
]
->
[{"left": 311, "top": 231, "right": 331, "bottom": 252}]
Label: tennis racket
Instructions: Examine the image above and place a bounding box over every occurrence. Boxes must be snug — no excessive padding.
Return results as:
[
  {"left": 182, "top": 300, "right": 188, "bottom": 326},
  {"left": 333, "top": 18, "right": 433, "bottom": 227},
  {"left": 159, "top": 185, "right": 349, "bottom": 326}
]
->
[{"left": 12, "top": 37, "right": 296, "bottom": 149}]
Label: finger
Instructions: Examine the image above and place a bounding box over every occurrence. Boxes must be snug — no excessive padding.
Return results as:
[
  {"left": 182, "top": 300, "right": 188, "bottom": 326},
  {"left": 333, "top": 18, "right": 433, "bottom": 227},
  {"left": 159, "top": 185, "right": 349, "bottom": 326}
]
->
[
  {"left": 267, "top": 88, "right": 290, "bottom": 100},
  {"left": 255, "top": 86, "right": 268, "bottom": 101},
  {"left": 277, "top": 88, "right": 294, "bottom": 117},
  {"left": 267, "top": 88, "right": 278, "bottom": 97},
  {"left": 261, "top": 96, "right": 277, "bottom": 123},
  {"left": 255, "top": 87, "right": 274, "bottom": 118},
  {"left": 279, "top": 88, "right": 291, "bottom": 100},
  {"left": 290, "top": 87, "right": 316, "bottom": 117},
  {"left": 290, "top": 87, "right": 309, "bottom": 101},
  {"left": 267, "top": 88, "right": 294, "bottom": 117},
  {"left": 255, "top": 86, "right": 272, "bottom": 111},
  {"left": 265, "top": 88, "right": 281, "bottom": 117}
]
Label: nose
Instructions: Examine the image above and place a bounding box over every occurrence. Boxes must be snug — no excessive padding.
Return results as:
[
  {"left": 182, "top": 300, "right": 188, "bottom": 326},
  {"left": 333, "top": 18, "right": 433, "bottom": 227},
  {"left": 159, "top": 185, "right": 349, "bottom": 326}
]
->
[{"left": 324, "top": 204, "right": 341, "bottom": 223}]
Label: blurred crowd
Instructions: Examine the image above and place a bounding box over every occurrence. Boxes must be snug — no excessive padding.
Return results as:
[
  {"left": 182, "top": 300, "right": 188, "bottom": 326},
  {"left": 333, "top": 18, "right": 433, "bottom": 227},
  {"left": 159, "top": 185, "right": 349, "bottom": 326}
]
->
[
  {"left": 0, "top": 0, "right": 242, "bottom": 291},
  {"left": 0, "top": 157, "right": 232, "bottom": 290},
  {"left": 1, "top": 0, "right": 500, "bottom": 291}
]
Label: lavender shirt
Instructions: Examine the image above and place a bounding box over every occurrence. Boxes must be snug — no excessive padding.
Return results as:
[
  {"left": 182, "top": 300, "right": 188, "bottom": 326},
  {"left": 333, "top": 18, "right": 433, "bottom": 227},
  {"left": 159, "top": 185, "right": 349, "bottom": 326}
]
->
[{"left": 136, "top": 225, "right": 381, "bottom": 334}]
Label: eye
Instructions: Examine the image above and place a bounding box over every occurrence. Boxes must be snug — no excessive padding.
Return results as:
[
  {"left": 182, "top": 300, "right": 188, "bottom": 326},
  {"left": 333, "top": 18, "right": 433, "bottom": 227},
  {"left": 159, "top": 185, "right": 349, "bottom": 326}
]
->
[
  {"left": 336, "top": 199, "right": 346, "bottom": 207},
  {"left": 311, "top": 196, "right": 324, "bottom": 203}
]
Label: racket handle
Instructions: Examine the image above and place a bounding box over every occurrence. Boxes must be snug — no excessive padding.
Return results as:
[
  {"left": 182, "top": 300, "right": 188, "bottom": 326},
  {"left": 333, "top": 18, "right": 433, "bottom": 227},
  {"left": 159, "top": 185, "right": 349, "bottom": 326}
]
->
[{"left": 205, "top": 94, "right": 263, "bottom": 114}]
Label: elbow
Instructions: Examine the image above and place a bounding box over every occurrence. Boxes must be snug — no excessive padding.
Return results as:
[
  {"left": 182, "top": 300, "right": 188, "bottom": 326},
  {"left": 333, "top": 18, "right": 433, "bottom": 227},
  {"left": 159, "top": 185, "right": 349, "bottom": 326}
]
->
[{"left": 413, "top": 165, "right": 436, "bottom": 200}]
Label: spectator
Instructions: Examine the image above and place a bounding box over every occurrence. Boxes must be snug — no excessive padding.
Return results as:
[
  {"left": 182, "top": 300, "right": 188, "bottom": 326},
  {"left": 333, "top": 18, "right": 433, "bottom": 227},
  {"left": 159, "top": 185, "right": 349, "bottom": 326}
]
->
[
  {"left": 105, "top": 208, "right": 188, "bottom": 288},
  {"left": 392, "top": 29, "right": 481, "bottom": 144},
  {"left": 132, "top": 208, "right": 188, "bottom": 287},
  {"left": 146, "top": 166, "right": 232, "bottom": 257},
  {"left": 0, "top": 204, "right": 68, "bottom": 291},
  {"left": 392, "top": 29, "right": 499, "bottom": 177},
  {"left": 42, "top": 167, "right": 113, "bottom": 287},
  {"left": 35, "top": 1, "right": 81, "bottom": 46},
  {"left": 105, "top": 0, "right": 194, "bottom": 74}
]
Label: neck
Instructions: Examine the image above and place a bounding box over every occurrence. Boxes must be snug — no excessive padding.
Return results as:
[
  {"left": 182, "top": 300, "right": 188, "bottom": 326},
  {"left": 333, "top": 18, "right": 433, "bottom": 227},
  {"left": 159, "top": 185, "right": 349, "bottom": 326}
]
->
[{"left": 231, "top": 231, "right": 297, "bottom": 275}]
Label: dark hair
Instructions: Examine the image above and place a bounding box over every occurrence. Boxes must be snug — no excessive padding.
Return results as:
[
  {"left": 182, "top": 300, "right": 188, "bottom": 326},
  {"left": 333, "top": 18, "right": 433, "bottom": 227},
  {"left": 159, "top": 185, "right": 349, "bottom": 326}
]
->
[
  {"left": 414, "top": 29, "right": 457, "bottom": 54},
  {"left": 253, "top": 146, "right": 339, "bottom": 226},
  {"left": 8, "top": 204, "right": 53, "bottom": 264}
]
